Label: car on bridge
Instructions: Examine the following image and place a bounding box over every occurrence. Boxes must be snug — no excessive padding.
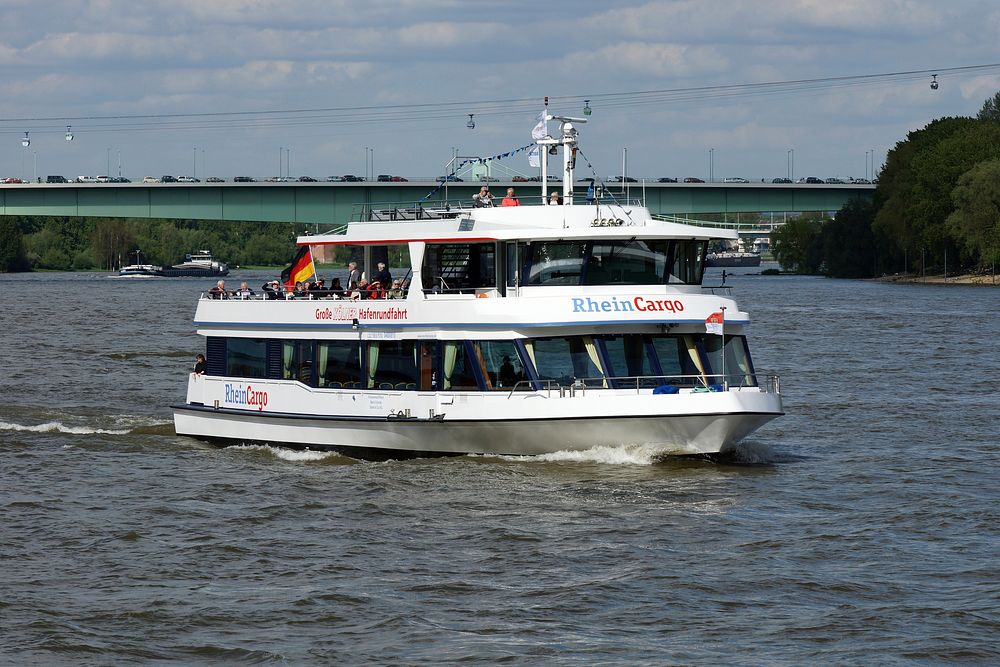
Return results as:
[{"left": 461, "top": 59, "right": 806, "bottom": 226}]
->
[
  {"left": 142, "top": 176, "right": 159, "bottom": 183},
  {"left": 683, "top": 177, "right": 704, "bottom": 183},
  {"left": 161, "top": 175, "right": 178, "bottom": 183},
  {"left": 206, "top": 177, "right": 225, "bottom": 183},
  {"left": 298, "top": 176, "right": 317, "bottom": 182},
  {"left": 77, "top": 176, "right": 98, "bottom": 183},
  {"left": 797, "top": 177, "right": 824, "bottom": 184},
  {"left": 771, "top": 177, "right": 792, "bottom": 184},
  {"left": 825, "top": 177, "right": 845, "bottom": 184},
  {"left": 233, "top": 176, "right": 255, "bottom": 182},
  {"left": 46, "top": 175, "right": 68, "bottom": 183},
  {"left": 722, "top": 177, "right": 750, "bottom": 183},
  {"left": 376, "top": 174, "right": 392, "bottom": 182},
  {"left": 390, "top": 176, "right": 408, "bottom": 182},
  {"left": 657, "top": 177, "right": 678, "bottom": 183},
  {"left": 2, "top": 177, "right": 23, "bottom": 184},
  {"left": 177, "top": 176, "right": 200, "bottom": 183}
]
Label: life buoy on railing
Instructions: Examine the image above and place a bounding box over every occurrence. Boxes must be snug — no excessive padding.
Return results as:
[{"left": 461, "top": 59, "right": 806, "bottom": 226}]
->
[{"left": 476, "top": 292, "right": 489, "bottom": 298}]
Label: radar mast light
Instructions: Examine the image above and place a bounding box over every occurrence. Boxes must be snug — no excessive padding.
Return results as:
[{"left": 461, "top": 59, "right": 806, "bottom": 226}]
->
[
  {"left": 65, "top": 125, "right": 74, "bottom": 141},
  {"left": 930, "top": 74, "right": 939, "bottom": 90},
  {"left": 21, "top": 131, "right": 30, "bottom": 148},
  {"left": 583, "top": 100, "right": 592, "bottom": 116},
  {"left": 466, "top": 114, "right": 475, "bottom": 129}
]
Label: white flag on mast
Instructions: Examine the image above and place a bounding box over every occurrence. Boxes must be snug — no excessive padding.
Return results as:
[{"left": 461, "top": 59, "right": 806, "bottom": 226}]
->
[
  {"left": 705, "top": 311, "right": 724, "bottom": 336},
  {"left": 531, "top": 111, "right": 547, "bottom": 140}
]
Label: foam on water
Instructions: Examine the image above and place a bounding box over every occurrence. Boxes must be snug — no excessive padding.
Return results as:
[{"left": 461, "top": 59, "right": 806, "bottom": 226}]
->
[
  {"left": 0, "top": 419, "right": 131, "bottom": 435},
  {"left": 224, "top": 443, "right": 341, "bottom": 462},
  {"left": 503, "top": 443, "right": 686, "bottom": 465}
]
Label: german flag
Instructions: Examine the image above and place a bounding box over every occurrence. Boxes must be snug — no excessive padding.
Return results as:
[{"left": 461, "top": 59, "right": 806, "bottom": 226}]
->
[{"left": 281, "top": 245, "right": 315, "bottom": 289}]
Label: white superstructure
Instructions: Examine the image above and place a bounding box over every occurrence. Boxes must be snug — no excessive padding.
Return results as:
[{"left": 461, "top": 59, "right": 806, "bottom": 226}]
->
[{"left": 172, "top": 112, "right": 782, "bottom": 459}]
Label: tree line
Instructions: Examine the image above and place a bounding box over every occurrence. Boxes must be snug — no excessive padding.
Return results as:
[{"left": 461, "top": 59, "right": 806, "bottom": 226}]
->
[
  {"left": 0, "top": 216, "right": 339, "bottom": 272},
  {"left": 772, "top": 90, "right": 1000, "bottom": 278}
]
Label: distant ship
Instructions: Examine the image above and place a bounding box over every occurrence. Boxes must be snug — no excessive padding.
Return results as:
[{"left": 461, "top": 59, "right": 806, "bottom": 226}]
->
[
  {"left": 705, "top": 250, "right": 762, "bottom": 268},
  {"left": 119, "top": 250, "right": 229, "bottom": 277}
]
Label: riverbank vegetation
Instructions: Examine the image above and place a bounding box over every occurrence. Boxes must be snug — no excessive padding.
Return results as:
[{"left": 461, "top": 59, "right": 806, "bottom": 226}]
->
[
  {"left": 0, "top": 217, "right": 330, "bottom": 272},
  {"left": 772, "top": 90, "right": 1000, "bottom": 279}
]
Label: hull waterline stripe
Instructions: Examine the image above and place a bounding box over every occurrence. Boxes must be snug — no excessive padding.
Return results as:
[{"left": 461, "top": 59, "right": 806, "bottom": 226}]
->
[
  {"left": 193, "top": 318, "right": 750, "bottom": 330},
  {"left": 171, "top": 402, "right": 783, "bottom": 423}
]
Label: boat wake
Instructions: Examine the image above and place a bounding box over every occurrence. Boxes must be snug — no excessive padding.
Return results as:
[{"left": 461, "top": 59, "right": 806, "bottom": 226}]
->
[
  {"left": 0, "top": 419, "right": 132, "bottom": 435},
  {"left": 502, "top": 443, "right": 692, "bottom": 466},
  {"left": 223, "top": 444, "right": 348, "bottom": 463}
]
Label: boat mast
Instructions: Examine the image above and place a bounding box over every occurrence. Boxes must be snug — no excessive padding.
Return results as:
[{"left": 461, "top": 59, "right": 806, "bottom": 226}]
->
[{"left": 535, "top": 101, "right": 587, "bottom": 205}]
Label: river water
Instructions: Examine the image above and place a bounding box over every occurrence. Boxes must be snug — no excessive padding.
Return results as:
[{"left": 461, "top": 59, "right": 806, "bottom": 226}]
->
[{"left": 1, "top": 268, "right": 997, "bottom": 665}]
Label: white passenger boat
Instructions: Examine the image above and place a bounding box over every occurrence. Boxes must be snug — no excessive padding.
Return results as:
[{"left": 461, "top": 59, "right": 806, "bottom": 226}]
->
[{"left": 172, "top": 111, "right": 783, "bottom": 459}]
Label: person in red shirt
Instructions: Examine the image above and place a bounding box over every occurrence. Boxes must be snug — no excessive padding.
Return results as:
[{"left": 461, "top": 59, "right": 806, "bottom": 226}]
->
[{"left": 501, "top": 187, "right": 520, "bottom": 207}]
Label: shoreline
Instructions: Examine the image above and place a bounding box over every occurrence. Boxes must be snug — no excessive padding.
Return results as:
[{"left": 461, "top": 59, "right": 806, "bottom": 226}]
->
[{"left": 876, "top": 272, "right": 999, "bottom": 286}]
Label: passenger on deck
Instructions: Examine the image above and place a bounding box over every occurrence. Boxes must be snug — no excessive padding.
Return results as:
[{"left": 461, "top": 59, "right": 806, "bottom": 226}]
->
[
  {"left": 549, "top": 191, "right": 562, "bottom": 205},
  {"left": 261, "top": 280, "right": 281, "bottom": 299},
  {"left": 208, "top": 279, "right": 229, "bottom": 299},
  {"left": 499, "top": 355, "right": 517, "bottom": 387},
  {"left": 347, "top": 261, "right": 362, "bottom": 287},
  {"left": 330, "top": 278, "right": 344, "bottom": 298},
  {"left": 355, "top": 279, "right": 370, "bottom": 300},
  {"left": 472, "top": 186, "right": 494, "bottom": 207},
  {"left": 367, "top": 280, "right": 387, "bottom": 300},
  {"left": 389, "top": 278, "right": 405, "bottom": 299},
  {"left": 235, "top": 281, "right": 255, "bottom": 299},
  {"left": 193, "top": 353, "right": 206, "bottom": 375},
  {"left": 372, "top": 262, "right": 392, "bottom": 286},
  {"left": 502, "top": 188, "right": 520, "bottom": 206}
]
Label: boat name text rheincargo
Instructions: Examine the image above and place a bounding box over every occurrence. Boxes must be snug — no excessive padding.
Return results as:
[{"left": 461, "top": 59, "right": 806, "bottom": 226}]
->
[
  {"left": 571, "top": 296, "right": 685, "bottom": 314},
  {"left": 225, "top": 383, "right": 268, "bottom": 411}
]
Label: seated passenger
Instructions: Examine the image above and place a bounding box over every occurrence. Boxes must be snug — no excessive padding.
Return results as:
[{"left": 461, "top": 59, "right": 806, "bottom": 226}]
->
[
  {"left": 367, "top": 280, "right": 387, "bottom": 300},
  {"left": 389, "top": 278, "right": 405, "bottom": 299},
  {"left": 355, "top": 278, "right": 370, "bottom": 300},
  {"left": 235, "top": 281, "right": 255, "bottom": 299},
  {"left": 208, "top": 279, "right": 229, "bottom": 299},
  {"left": 330, "top": 278, "right": 344, "bottom": 298},
  {"left": 261, "top": 280, "right": 281, "bottom": 299},
  {"left": 499, "top": 355, "right": 518, "bottom": 387}
]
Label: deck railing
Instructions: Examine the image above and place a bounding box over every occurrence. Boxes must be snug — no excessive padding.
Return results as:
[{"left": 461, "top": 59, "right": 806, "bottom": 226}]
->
[{"left": 505, "top": 373, "right": 779, "bottom": 398}]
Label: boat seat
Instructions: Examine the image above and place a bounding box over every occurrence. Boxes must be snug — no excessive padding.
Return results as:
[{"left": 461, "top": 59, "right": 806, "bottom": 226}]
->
[
  {"left": 379, "top": 383, "right": 394, "bottom": 390},
  {"left": 327, "top": 382, "right": 343, "bottom": 388}
]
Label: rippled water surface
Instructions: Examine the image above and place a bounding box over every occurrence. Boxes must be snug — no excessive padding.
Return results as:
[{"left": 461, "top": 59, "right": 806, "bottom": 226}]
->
[{"left": 2, "top": 269, "right": 998, "bottom": 665}]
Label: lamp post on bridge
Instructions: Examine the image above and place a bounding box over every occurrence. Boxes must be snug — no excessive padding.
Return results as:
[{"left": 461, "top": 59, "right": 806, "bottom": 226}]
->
[
  {"left": 709, "top": 148, "right": 714, "bottom": 183},
  {"left": 787, "top": 149, "right": 794, "bottom": 181}
]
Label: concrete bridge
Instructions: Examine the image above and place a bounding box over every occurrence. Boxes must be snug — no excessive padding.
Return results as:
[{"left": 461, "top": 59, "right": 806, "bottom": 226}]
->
[{"left": 0, "top": 181, "right": 873, "bottom": 226}]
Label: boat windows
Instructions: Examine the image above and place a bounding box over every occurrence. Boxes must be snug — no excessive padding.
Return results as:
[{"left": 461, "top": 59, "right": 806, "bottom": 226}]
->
[
  {"left": 701, "top": 335, "right": 757, "bottom": 387},
  {"left": 523, "top": 336, "right": 606, "bottom": 387},
  {"left": 441, "top": 341, "right": 480, "bottom": 391},
  {"left": 366, "top": 340, "right": 421, "bottom": 390},
  {"left": 585, "top": 240, "right": 669, "bottom": 285},
  {"left": 475, "top": 340, "right": 527, "bottom": 390},
  {"left": 316, "top": 340, "right": 362, "bottom": 388},
  {"left": 648, "top": 334, "right": 703, "bottom": 387},
  {"left": 524, "top": 241, "right": 587, "bottom": 285},
  {"left": 226, "top": 338, "right": 268, "bottom": 378},
  {"left": 282, "top": 340, "right": 314, "bottom": 384},
  {"left": 522, "top": 239, "right": 707, "bottom": 286},
  {"left": 421, "top": 243, "right": 496, "bottom": 293},
  {"left": 601, "top": 334, "right": 658, "bottom": 388}
]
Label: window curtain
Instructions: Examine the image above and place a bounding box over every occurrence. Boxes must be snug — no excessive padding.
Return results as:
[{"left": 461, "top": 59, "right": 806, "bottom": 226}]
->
[
  {"left": 367, "top": 342, "right": 379, "bottom": 389},
  {"left": 682, "top": 335, "right": 707, "bottom": 385},
  {"left": 282, "top": 341, "right": 295, "bottom": 380},
  {"left": 523, "top": 341, "right": 536, "bottom": 372},
  {"left": 582, "top": 337, "right": 607, "bottom": 388},
  {"left": 317, "top": 343, "right": 329, "bottom": 387},
  {"left": 473, "top": 343, "right": 493, "bottom": 390},
  {"left": 443, "top": 342, "right": 459, "bottom": 390}
]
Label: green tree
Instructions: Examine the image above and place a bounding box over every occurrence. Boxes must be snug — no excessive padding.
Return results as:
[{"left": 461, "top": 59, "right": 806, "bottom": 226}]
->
[
  {"left": 770, "top": 215, "right": 825, "bottom": 273},
  {"left": 0, "top": 217, "right": 29, "bottom": 271},
  {"left": 821, "top": 198, "right": 877, "bottom": 278},
  {"left": 946, "top": 159, "right": 1000, "bottom": 266},
  {"left": 978, "top": 90, "right": 1000, "bottom": 122}
]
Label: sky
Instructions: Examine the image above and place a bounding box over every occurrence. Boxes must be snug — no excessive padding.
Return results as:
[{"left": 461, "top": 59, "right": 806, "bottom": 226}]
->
[{"left": 1, "top": 0, "right": 998, "bottom": 183}]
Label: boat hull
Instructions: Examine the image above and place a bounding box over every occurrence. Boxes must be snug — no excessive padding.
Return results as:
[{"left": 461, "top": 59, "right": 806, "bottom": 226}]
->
[{"left": 172, "top": 396, "right": 782, "bottom": 459}]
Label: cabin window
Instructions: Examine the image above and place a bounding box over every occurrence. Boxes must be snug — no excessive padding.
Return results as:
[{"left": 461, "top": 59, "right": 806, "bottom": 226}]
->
[
  {"left": 522, "top": 239, "right": 707, "bottom": 286},
  {"left": 648, "top": 335, "right": 702, "bottom": 387},
  {"left": 281, "top": 340, "right": 314, "bottom": 384},
  {"left": 316, "top": 340, "right": 362, "bottom": 388},
  {"left": 701, "top": 335, "right": 757, "bottom": 387},
  {"left": 441, "top": 341, "right": 480, "bottom": 391},
  {"left": 422, "top": 243, "right": 496, "bottom": 293},
  {"left": 226, "top": 338, "right": 267, "bottom": 378},
  {"left": 474, "top": 340, "right": 527, "bottom": 390},
  {"left": 585, "top": 240, "right": 670, "bottom": 285},
  {"left": 524, "top": 241, "right": 587, "bottom": 285},
  {"left": 366, "top": 340, "right": 421, "bottom": 390},
  {"left": 522, "top": 336, "right": 606, "bottom": 387},
  {"left": 600, "top": 334, "right": 658, "bottom": 388}
]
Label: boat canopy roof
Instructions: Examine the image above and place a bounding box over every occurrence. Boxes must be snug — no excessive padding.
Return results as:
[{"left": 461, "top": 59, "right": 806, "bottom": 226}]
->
[{"left": 299, "top": 204, "right": 737, "bottom": 246}]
